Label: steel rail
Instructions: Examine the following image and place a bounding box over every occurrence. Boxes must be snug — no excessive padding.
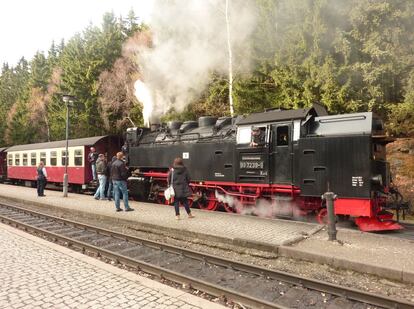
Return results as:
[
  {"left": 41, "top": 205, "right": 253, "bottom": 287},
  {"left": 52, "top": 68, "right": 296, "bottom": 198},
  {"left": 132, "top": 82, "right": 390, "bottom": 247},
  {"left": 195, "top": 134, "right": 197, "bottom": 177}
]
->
[
  {"left": 0, "top": 202, "right": 413, "bottom": 309},
  {"left": 0, "top": 205, "right": 284, "bottom": 309}
]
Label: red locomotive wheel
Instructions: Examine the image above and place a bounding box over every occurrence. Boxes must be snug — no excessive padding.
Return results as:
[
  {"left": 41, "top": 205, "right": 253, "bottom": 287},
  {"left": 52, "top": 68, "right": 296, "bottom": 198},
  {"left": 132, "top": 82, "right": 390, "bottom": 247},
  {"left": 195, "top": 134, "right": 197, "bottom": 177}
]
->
[
  {"left": 316, "top": 208, "right": 328, "bottom": 224},
  {"left": 156, "top": 194, "right": 167, "bottom": 205},
  {"left": 221, "top": 202, "right": 235, "bottom": 213},
  {"left": 197, "top": 191, "right": 218, "bottom": 211}
]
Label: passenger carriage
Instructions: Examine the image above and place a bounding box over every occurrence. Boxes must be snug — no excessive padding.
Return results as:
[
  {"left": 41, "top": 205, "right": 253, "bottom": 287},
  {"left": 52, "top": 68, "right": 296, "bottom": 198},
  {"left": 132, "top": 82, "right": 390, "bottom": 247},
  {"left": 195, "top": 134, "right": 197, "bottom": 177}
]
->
[
  {"left": 6, "top": 136, "right": 121, "bottom": 190},
  {"left": 0, "top": 147, "right": 8, "bottom": 181}
]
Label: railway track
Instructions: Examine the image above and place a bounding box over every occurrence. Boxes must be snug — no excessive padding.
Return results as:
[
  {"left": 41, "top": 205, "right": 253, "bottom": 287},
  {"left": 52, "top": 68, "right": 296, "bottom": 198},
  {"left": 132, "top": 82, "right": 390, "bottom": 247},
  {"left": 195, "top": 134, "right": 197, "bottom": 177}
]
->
[{"left": 0, "top": 202, "right": 412, "bottom": 309}]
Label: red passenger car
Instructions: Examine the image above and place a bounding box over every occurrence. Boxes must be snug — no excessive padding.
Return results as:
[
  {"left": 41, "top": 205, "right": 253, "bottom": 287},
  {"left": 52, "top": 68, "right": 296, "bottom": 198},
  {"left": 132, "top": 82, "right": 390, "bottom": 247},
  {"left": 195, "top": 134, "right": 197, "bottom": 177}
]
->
[
  {"left": 0, "top": 147, "right": 7, "bottom": 181},
  {"left": 6, "top": 136, "right": 121, "bottom": 190}
]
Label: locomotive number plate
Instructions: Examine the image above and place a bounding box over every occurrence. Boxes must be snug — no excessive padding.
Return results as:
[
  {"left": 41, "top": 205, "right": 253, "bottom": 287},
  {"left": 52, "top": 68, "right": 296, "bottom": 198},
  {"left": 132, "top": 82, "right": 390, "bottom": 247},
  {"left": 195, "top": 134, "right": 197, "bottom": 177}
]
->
[{"left": 240, "top": 161, "right": 264, "bottom": 169}]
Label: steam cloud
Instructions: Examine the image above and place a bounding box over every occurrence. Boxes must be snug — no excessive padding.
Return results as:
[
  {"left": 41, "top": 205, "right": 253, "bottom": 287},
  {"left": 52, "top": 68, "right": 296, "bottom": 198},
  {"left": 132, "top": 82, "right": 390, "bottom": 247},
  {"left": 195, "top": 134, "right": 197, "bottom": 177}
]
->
[
  {"left": 215, "top": 190, "right": 304, "bottom": 219},
  {"left": 134, "top": 0, "right": 257, "bottom": 126}
]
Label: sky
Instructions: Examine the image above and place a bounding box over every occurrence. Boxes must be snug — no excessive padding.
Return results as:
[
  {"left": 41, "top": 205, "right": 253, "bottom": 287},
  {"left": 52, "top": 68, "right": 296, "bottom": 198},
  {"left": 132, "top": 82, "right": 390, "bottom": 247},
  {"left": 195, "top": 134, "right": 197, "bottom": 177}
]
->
[{"left": 0, "top": 0, "right": 154, "bottom": 66}]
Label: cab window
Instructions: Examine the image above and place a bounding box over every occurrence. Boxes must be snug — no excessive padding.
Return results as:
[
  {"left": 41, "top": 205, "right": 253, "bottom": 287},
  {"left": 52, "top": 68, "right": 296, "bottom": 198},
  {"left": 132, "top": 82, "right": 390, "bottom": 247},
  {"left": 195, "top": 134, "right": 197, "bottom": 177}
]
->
[
  {"left": 237, "top": 127, "right": 252, "bottom": 144},
  {"left": 276, "top": 126, "right": 289, "bottom": 146},
  {"left": 373, "top": 143, "right": 386, "bottom": 161}
]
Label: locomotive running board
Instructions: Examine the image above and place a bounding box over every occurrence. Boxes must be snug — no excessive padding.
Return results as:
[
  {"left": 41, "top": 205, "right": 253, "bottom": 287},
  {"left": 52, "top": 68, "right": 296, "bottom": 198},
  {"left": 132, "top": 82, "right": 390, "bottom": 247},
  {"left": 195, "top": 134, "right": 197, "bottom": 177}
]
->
[{"left": 355, "top": 217, "right": 403, "bottom": 232}]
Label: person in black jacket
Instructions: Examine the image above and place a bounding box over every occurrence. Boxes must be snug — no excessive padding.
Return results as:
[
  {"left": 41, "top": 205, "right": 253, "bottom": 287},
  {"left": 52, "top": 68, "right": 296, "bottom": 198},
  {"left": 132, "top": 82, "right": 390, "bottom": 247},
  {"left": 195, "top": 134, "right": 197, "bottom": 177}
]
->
[
  {"left": 93, "top": 154, "right": 107, "bottom": 200},
  {"left": 36, "top": 161, "right": 47, "bottom": 197},
  {"left": 111, "top": 152, "right": 134, "bottom": 212},
  {"left": 105, "top": 156, "right": 117, "bottom": 201},
  {"left": 88, "top": 147, "right": 98, "bottom": 181},
  {"left": 167, "top": 157, "right": 194, "bottom": 220}
]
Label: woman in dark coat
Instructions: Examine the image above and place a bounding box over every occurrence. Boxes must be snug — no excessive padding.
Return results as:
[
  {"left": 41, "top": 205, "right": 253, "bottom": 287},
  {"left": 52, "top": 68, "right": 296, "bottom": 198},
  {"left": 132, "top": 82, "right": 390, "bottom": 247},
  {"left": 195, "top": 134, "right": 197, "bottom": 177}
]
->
[
  {"left": 167, "top": 157, "right": 194, "bottom": 220},
  {"left": 36, "top": 161, "right": 47, "bottom": 197}
]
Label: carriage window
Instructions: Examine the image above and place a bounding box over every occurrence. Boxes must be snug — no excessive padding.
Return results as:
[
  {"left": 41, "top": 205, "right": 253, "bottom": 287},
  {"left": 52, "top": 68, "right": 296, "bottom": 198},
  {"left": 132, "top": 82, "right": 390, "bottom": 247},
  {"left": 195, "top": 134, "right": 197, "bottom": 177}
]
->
[
  {"left": 15, "top": 154, "right": 20, "bottom": 166},
  {"left": 74, "top": 149, "right": 83, "bottom": 166},
  {"left": 8, "top": 154, "right": 13, "bottom": 166},
  {"left": 50, "top": 151, "right": 57, "bottom": 166},
  {"left": 22, "top": 153, "right": 28, "bottom": 166},
  {"left": 277, "top": 126, "right": 289, "bottom": 146},
  {"left": 31, "top": 153, "right": 36, "bottom": 166},
  {"left": 61, "top": 150, "right": 68, "bottom": 166},
  {"left": 40, "top": 152, "right": 46, "bottom": 165}
]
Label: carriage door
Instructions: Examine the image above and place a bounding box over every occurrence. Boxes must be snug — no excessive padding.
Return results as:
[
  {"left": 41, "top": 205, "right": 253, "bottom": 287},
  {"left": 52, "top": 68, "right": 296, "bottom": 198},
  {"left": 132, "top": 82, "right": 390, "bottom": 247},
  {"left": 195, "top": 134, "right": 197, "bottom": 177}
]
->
[{"left": 270, "top": 124, "right": 292, "bottom": 184}]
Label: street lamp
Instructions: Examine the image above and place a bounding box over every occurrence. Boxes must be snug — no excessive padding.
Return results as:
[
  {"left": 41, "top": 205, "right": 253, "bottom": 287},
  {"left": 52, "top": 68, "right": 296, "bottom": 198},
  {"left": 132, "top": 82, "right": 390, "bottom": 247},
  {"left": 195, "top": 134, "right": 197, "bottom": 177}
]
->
[{"left": 62, "top": 94, "right": 75, "bottom": 197}]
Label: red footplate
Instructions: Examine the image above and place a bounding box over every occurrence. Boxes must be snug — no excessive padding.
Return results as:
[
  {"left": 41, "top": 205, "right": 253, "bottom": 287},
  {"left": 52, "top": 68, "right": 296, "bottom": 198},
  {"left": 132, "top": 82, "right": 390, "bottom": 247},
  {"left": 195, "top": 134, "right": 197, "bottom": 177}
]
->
[{"left": 355, "top": 217, "right": 403, "bottom": 232}]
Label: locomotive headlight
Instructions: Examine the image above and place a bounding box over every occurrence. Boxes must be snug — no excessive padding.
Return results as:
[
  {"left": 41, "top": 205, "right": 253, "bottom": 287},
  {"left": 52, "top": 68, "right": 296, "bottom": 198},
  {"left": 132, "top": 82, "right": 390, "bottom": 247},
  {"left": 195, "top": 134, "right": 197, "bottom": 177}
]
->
[{"left": 371, "top": 174, "right": 383, "bottom": 186}]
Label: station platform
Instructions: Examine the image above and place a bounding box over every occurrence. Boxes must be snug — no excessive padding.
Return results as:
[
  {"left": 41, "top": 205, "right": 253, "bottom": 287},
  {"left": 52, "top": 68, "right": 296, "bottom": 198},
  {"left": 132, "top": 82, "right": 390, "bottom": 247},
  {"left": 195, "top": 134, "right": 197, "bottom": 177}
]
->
[
  {"left": 0, "top": 222, "right": 224, "bottom": 309},
  {"left": 0, "top": 184, "right": 413, "bottom": 285}
]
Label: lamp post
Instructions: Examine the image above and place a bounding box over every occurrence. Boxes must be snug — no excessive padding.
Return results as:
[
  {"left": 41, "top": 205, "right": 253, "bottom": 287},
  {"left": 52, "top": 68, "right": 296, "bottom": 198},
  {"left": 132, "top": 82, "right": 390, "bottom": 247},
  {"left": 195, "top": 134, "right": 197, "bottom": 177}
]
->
[{"left": 62, "top": 94, "right": 75, "bottom": 197}]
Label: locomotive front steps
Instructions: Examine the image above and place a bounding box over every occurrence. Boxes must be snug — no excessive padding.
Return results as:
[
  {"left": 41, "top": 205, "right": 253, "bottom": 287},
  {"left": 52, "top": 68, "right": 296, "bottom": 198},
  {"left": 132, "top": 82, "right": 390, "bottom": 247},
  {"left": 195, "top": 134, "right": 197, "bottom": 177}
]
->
[{"left": 0, "top": 183, "right": 413, "bottom": 285}]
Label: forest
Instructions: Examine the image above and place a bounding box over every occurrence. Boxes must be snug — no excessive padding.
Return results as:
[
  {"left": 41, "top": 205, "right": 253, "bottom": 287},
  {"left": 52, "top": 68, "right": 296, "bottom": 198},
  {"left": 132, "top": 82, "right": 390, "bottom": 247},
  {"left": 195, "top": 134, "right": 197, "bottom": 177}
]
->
[{"left": 0, "top": 0, "right": 413, "bottom": 147}]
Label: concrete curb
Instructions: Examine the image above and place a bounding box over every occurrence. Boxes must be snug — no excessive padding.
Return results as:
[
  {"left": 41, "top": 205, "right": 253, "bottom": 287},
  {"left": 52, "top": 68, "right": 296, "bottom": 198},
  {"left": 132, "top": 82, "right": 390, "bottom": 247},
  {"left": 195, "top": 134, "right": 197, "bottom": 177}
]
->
[{"left": 279, "top": 246, "right": 414, "bottom": 284}]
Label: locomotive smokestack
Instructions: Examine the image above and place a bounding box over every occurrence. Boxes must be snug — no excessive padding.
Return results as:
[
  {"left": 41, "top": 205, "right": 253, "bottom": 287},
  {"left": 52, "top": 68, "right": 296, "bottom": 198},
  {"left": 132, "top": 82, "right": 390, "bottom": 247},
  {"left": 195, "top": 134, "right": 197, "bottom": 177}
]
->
[{"left": 150, "top": 123, "right": 160, "bottom": 132}]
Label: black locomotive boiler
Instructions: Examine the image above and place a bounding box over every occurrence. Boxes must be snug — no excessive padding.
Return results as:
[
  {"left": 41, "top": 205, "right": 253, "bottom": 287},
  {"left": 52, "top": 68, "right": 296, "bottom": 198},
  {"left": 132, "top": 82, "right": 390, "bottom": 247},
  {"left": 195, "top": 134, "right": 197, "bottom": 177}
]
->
[{"left": 126, "top": 104, "right": 405, "bottom": 231}]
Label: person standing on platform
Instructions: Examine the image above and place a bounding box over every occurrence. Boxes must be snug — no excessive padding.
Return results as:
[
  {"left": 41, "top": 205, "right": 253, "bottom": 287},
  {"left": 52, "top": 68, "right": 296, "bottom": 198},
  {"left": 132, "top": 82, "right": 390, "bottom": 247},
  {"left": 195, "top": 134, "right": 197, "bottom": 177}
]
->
[
  {"left": 88, "top": 147, "right": 98, "bottom": 182},
  {"left": 93, "top": 154, "right": 107, "bottom": 200},
  {"left": 105, "top": 156, "right": 117, "bottom": 201},
  {"left": 36, "top": 161, "right": 47, "bottom": 197},
  {"left": 168, "top": 157, "right": 194, "bottom": 220},
  {"left": 121, "top": 141, "right": 129, "bottom": 164},
  {"left": 111, "top": 152, "right": 134, "bottom": 212}
]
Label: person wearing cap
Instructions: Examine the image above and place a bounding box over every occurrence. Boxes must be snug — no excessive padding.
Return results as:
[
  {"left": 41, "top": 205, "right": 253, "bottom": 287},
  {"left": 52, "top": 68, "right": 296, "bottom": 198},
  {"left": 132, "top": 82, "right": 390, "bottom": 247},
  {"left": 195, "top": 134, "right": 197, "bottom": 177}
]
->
[
  {"left": 93, "top": 154, "right": 107, "bottom": 200},
  {"left": 250, "top": 126, "right": 265, "bottom": 147}
]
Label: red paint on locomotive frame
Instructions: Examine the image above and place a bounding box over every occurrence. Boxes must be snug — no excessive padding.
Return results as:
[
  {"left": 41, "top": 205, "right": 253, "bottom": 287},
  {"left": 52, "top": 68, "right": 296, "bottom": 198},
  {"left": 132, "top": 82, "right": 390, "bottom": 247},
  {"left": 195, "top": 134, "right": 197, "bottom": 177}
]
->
[
  {"left": 334, "top": 198, "right": 373, "bottom": 217},
  {"left": 141, "top": 170, "right": 401, "bottom": 231}
]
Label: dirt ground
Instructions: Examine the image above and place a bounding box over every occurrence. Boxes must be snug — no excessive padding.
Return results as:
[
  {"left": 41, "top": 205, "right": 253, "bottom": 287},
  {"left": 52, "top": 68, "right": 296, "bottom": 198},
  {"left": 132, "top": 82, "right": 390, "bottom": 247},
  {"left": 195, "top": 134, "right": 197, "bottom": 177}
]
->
[{"left": 387, "top": 138, "right": 414, "bottom": 220}]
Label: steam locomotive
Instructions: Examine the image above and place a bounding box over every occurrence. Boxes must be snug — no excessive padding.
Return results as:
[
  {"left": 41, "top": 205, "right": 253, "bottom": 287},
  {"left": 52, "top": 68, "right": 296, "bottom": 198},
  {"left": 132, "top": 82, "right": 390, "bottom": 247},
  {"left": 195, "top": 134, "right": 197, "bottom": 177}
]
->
[{"left": 125, "top": 103, "right": 408, "bottom": 232}]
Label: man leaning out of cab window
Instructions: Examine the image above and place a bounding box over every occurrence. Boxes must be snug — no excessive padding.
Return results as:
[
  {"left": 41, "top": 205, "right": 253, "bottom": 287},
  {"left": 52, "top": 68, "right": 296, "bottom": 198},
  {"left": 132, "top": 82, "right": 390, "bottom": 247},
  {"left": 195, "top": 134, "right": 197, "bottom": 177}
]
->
[{"left": 250, "top": 126, "right": 265, "bottom": 147}]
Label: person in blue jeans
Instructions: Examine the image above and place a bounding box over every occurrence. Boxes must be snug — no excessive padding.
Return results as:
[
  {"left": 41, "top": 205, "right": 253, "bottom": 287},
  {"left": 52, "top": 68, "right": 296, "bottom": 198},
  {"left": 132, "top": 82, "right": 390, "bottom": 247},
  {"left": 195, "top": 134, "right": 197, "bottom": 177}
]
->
[
  {"left": 111, "top": 152, "right": 134, "bottom": 212},
  {"left": 105, "top": 156, "right": 117, "bottom": 201},
  {"left": 93, "top": 154, "right": 107, "bottom": 200},
  {"left": 88, "top": 147, "right": 98, "bottom": 181}
]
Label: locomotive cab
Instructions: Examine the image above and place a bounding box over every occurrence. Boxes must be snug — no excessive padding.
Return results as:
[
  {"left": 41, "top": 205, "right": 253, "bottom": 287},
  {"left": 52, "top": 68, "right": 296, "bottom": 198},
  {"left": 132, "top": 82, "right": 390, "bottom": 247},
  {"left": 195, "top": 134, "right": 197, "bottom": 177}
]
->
[{"left": 298, "top": 112, "right": 403, "bottom": 231}]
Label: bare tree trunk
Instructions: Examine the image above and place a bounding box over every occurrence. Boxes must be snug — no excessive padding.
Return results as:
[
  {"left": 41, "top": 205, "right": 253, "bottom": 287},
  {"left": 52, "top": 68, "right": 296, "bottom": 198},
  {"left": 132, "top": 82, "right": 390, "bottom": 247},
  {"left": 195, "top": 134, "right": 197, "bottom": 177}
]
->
[
  {"left": 44, "top": 115, "right": 50, "bottom": 142},
  {"left": 225, "top": 0, "right": 234, "bottom": 117}
]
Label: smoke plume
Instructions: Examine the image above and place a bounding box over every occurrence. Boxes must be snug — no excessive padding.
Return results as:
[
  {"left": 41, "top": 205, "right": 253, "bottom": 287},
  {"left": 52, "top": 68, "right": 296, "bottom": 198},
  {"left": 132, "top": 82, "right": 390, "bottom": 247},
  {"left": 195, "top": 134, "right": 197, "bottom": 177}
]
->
[{"left": 134, "top": 0, "right": 257, "bottom": 125}]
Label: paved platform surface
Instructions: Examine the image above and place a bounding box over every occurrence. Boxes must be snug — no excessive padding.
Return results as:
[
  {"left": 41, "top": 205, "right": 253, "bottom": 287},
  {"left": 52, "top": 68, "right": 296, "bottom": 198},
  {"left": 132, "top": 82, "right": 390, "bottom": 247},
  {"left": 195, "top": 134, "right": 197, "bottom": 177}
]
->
[
  {"left": 0, "top": 222, "right": 225, "bottom": 309},
  {"left": 0, "top": 184, "right": 321, "bottom": 247},
  {"left": 0, "top": 184, "right": 413, "bottom": 284}
]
